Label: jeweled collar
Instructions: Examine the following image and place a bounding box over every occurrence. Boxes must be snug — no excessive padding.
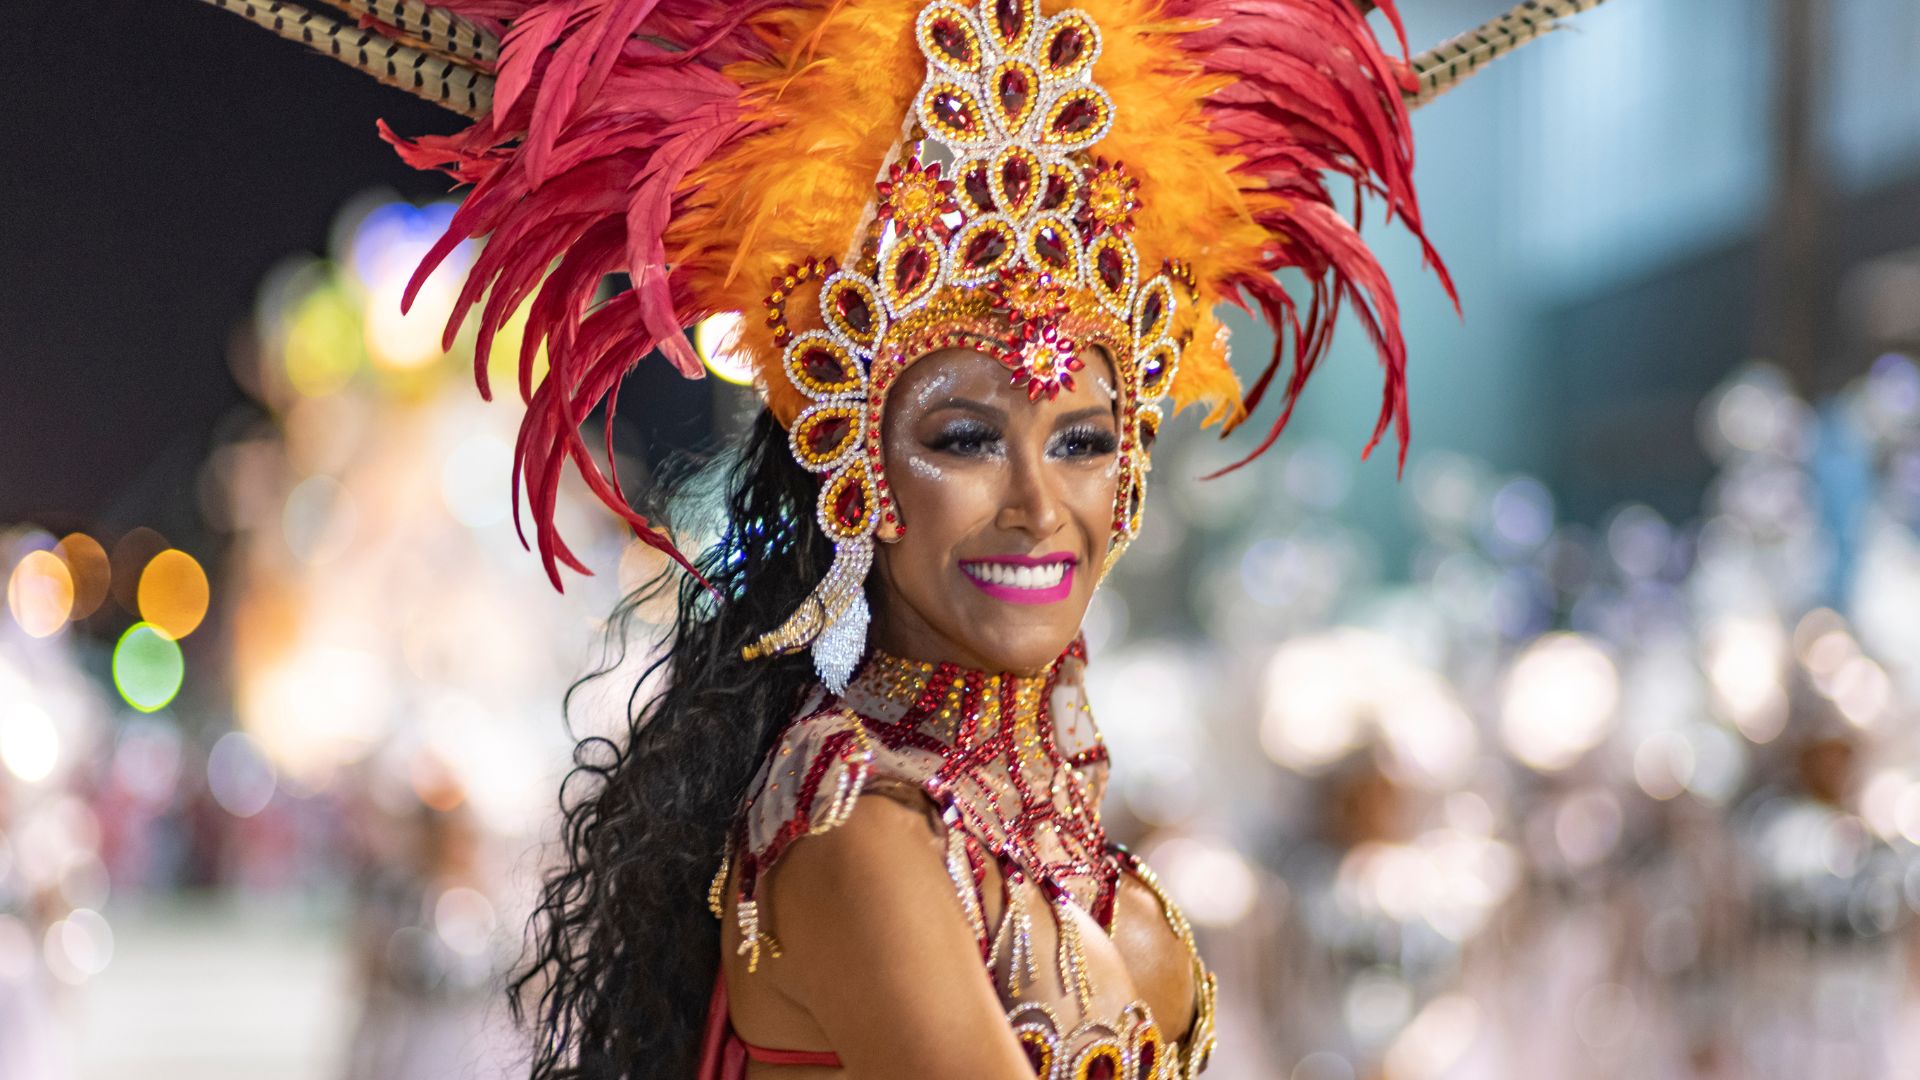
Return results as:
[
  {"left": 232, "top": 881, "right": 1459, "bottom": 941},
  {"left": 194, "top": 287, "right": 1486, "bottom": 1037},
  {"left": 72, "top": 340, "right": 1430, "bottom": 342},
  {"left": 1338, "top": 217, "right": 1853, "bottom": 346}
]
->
[{"left": 839, "top": 638, "right": 1084, "bottom": 747}]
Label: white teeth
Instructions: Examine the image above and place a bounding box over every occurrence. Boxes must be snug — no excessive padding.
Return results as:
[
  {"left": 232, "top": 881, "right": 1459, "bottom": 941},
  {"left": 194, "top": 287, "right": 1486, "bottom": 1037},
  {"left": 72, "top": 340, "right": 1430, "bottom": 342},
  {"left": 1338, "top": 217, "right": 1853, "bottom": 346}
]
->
[{"left": 966, "top": 561, "right": 1068, "bottom": 589}]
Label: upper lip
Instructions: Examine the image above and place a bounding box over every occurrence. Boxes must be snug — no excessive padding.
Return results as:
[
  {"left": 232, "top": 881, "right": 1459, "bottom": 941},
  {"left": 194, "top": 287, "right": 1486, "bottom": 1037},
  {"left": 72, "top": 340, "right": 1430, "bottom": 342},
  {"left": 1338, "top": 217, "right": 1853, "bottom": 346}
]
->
[{"left": 959, "top": 552, "right": 1078, "bottom": 568}]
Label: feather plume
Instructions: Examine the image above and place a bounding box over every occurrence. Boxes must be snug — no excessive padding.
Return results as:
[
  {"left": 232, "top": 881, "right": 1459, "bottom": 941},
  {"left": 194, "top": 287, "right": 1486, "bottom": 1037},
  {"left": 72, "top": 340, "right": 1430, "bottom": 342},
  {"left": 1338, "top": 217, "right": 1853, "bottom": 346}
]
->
[
  {"left": 1406, "top": 0, "right": 1613, "bottom": 108},
  {"left": 192, "top": 0, "right": 494, "bottom": 117},
  {"left": 318, "top": 0, "right": 503, "bottom": 67}
]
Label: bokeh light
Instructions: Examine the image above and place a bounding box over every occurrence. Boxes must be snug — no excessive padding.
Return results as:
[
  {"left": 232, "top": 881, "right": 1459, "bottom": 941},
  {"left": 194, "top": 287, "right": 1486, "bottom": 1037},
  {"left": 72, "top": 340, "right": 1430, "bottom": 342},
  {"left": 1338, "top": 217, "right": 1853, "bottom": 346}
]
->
[
  {"left": 694, "top": 312, "right": 756, "bottom": 385},
  {"left": 137, "top": 548, "right": 210, "bottom": 639},
  {"left": 1500, "top": 633, "right": 1619, "bottom": 772},
  {"left": 109, "top": 526, "right": 168, "bottom": 614},
  {"left": 112, "top": 623, "right": 185, "bottom": 713},
  {"left": 8, "top": 549, "right": 74, "bottom": 637},
  {"left": 55, "top": 532, "right": 110, "bottom": 619},
  {"left": 0, "top": 700, "right": 60, "bottom": 783},
  {"left": 207, "top": 731, "right": 277, "bottom": 818}
]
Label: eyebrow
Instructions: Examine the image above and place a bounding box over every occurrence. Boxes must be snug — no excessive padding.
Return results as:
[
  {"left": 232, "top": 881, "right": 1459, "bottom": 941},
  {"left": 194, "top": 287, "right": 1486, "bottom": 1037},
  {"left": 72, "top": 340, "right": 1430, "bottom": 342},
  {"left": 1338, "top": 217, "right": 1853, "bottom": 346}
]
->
[
  {"left": 925, "top": 397, "right": 1009, "bottom": 423},
  {"left": 1055, "top": 404, "right": 1115, "bottom": 427},
  {"left": 921, "top": 399, "right": 1116, "bottom": 426}
]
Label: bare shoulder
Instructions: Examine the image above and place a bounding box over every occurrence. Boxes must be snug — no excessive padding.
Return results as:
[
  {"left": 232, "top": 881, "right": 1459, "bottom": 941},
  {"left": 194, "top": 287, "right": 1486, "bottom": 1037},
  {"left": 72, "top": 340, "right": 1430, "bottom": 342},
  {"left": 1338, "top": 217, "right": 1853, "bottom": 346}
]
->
[{"left": 743, "top": 790, "right": 1034, "bottom": 1079}]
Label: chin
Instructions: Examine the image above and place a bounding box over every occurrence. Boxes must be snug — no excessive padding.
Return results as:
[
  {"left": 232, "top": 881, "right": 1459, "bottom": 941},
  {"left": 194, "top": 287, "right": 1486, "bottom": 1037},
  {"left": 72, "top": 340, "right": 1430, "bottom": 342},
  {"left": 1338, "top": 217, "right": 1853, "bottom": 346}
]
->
[{"left": 958, "top": 614, "right": 1084, "bottom": 675}]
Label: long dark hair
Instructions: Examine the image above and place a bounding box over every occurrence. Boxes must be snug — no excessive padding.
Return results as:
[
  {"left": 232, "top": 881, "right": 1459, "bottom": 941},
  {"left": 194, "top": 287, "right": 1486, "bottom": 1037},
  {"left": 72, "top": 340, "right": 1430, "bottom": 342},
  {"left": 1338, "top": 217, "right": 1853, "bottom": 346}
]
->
[{"left": 511, "top": 410, "right": 831, "bottom": 1078}]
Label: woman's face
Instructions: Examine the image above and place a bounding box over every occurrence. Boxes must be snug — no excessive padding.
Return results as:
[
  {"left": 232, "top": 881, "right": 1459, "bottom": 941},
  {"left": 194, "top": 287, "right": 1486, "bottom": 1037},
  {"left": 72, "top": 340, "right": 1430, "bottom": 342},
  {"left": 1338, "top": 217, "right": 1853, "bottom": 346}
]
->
[{"left": 869, "top": 345, "right": 1120, "bottom": 675}]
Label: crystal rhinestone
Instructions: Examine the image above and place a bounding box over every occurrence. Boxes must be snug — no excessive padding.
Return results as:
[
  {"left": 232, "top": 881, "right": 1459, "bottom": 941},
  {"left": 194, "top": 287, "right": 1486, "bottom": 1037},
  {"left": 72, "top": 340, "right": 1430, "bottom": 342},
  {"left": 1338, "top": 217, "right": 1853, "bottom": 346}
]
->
[
  {"left": 805, "top": 413, "right": 853, "bottom": 458},
  {"left": 964, "top": 227, "right": 1009, "bottom": 268},
  {"left": 1047, "top": 24, "right": 1086, "bottom": 70},
  {"left": 998, "top": 67, "right": 1031, "bottom": 123},
  {"left": 963, "top": 164, "right": 995, "bottom": 211},
  {"left": 929, "top": 17, "right": 972, "bottom": 65},
  {"left": 1139, "top": 290, "right": 1164, "bottom": 333},
  {"left": 994, "top": 0, "right": 1026, "bottom": 42},
  {"left": 1040, "top": 171, "right": 1071, "bottom": 211},
  {"left": 931, "top": 91, "right": 976, "bottom": 133},
  {"left": 1096, "top": 245, "right": 1126, "bottom": 291},
  {"left": 835, "top": 287, "right": 874, "bottom": 336},
  {"left": 1020, "top": 1037, "right": 1049, "bottom": 1076},
  {"left": 801, "top": 346, "right": 851, "bottom": 387},
  {"left": 833, "top": 477, "right": 868, "bottom": 530},
  {"left": 1001, "top": 154, "right": 1033, "bottom": 211},
  {"left": 1053, "top": 96, "right": 1100, "bottom": 136},
  {"left": 894, "top": 245, "right": 932, "bottom": 294},
  {"left": 1034, "top": 225, "right": 1067, "bottom": 266}
]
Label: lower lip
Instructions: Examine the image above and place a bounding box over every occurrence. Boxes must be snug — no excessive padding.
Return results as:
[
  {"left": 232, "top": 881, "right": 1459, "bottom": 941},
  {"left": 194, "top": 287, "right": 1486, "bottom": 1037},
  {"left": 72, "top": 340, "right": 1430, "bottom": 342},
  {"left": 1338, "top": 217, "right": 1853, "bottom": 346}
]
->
[{"left": 961, "top": 563, "right": 1076, "bottom": 606}]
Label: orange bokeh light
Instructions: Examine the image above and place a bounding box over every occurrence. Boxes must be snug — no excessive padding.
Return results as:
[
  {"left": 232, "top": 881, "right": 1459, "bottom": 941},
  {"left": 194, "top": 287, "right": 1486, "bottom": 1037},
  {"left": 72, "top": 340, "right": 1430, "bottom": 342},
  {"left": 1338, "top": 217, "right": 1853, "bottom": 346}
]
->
[{"left": 138, "top": 549, "right": 211, "bottom": 640}]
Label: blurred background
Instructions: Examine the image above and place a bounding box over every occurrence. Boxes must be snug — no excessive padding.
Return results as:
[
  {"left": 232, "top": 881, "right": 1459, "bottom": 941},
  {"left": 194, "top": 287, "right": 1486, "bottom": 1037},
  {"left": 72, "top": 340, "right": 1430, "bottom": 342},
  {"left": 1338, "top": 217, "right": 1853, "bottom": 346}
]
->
[{"left": 4, "top": 0, "right": 1920, "bottom": 1077}]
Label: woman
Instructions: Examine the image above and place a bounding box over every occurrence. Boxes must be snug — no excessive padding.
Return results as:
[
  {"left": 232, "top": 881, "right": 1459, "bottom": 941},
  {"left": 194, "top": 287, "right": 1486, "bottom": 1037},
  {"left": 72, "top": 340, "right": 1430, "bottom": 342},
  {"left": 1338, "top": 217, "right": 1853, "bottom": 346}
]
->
[
  {"left": 191, "top": 0, "right": 1597, "bottom": 1074},
  {"left": 466, "top": 3, "right": 1438, "bottom": 1074}
]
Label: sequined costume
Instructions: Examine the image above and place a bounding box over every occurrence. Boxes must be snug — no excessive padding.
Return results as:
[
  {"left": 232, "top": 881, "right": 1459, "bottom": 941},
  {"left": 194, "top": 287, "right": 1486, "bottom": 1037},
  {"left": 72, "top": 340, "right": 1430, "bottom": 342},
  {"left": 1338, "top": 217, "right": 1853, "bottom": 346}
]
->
[{"left": 706, "top": 640, "right": 1215, "bottom": 1077}]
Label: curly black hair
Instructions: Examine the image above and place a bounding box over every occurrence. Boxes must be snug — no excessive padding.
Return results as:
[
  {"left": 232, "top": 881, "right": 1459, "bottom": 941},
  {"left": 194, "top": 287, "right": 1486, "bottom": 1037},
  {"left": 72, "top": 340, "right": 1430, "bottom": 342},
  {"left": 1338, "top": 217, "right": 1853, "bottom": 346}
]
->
[{"left": 510, "top": 410, "right": 832, "bottom": 1078}]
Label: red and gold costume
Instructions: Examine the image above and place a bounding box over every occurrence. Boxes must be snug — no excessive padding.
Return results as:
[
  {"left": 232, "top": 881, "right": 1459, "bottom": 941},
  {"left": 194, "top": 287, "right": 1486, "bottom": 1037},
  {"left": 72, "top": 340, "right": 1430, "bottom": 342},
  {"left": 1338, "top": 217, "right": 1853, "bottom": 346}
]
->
[
  {"left": 707, "top": 640, "right": 1215, "bottom": 1076},
  {"left": 198, "top": 0, "right": 1614, "bottom": 1073}
]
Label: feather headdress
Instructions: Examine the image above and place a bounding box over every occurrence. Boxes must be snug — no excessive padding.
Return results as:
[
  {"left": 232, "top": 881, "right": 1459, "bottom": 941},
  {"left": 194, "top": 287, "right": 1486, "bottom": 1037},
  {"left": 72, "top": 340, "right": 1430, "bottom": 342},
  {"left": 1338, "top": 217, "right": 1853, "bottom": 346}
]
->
[{"left": 196, "top": 0, "right": 1613, "bottom": 677}]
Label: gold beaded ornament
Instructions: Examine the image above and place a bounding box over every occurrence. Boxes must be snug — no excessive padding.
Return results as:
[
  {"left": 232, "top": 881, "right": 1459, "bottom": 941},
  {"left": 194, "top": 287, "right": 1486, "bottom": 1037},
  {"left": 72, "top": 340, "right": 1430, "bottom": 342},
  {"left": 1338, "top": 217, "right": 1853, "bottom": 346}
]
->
[{"left": 742, "top": 0, "right": 1195, "bottom": 689}]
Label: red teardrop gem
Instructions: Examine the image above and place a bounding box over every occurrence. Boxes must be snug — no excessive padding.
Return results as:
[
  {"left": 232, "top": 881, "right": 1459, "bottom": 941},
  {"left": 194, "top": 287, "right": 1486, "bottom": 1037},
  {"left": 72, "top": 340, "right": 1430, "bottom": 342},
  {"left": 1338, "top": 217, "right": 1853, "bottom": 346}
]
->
[
  {"left": 1034, "top": 225, "right": 1067, "bottom": 266},
  {"left": 833, "top": 479, "right": 867, "bottom": 529},
  {"left": 1096, "top": 245, "right": 1125, "bottom": 290},
  {"left": 1040, "top": 172, "right": 1071, "bottom": 211},
  {"left": 964, "top": 165, "right": 995, "bottom": 211},
  {"left": 931, "top": 92, "right": 975, "bottom": 133},
  {"left": 1054, "top": 96, "right": 1099, "bottom": 136},
  {"left": 835, "top": 288, "right": 873, "bottom": 336},
  {"left": 1020, "top": 1039, "right": 1048, "bottom": 1076},
  {"left": 894, "top": 245, "right": 931, "bottom": 294},
  {"left": 995, "top": 0, "right": 1026, "bottom": 41},
  {"left": 801, "top": 346, "right": 850, "bottom": 386},
  {"left": 930, "top": 18, "right": 972, "bottom": 64},
  {"left": 1086, "top": 1053, "right": 1116, "bottom": 1080},
  {"left": 964, "top": 228, "right": 1008, "bottom": 268},
  {"left": 1136, "top": 1042, "right": 1157, "bottom": 1079},
  {"left": 806, "top": 414, "right": 852, "bottom": 458},
  {"left": 1048, "top": 25, "right": 1086, "bottom": 69},
  {"left": 998, "top": 67, "right": 1031, "bottom": 121},
  {"left": 1140, "top": 290, "right": 1164, "bottom": 331},
  {"left": 1001, "top": 155, "right": 1032, "bottom": 209}
]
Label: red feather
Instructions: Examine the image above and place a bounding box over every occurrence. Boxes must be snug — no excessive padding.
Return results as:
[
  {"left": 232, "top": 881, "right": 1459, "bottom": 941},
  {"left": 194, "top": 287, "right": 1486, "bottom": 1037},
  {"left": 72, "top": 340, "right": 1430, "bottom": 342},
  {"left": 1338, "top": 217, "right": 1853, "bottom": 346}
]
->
[{"left": 1169, "top": 0, "right": 1456, "bottom": 478}]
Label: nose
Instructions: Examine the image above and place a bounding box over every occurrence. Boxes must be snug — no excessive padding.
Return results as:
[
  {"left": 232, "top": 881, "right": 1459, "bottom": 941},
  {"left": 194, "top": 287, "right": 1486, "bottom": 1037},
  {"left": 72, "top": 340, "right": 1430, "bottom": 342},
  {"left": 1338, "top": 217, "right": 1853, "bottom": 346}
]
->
[{"left": 994, "top": 438, "right": 1065, "bottom": 540}]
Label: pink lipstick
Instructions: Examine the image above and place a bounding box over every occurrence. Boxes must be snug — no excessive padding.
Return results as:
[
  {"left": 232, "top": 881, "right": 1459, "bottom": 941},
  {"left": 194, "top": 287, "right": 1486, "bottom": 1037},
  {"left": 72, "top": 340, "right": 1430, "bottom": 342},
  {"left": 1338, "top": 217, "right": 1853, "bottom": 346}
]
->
[{"left": 958, "top": 553, "right": 1077, "bottom": 605}]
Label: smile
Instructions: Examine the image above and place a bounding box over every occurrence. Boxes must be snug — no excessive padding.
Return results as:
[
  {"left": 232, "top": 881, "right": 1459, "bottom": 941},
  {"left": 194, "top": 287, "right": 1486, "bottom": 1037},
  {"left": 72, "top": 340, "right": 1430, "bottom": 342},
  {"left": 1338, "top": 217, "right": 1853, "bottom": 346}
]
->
[{"left": 959, "top": 554, "right": 1077, "bottom": 605}]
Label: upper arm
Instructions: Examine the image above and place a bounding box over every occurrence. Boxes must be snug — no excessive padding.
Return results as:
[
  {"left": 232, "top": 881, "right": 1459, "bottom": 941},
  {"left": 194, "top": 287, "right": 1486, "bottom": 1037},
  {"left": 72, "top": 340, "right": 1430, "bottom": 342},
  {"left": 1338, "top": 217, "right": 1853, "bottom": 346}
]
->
[{"left": 758, "top": 791, "right": 1034, "bottom": 1080}]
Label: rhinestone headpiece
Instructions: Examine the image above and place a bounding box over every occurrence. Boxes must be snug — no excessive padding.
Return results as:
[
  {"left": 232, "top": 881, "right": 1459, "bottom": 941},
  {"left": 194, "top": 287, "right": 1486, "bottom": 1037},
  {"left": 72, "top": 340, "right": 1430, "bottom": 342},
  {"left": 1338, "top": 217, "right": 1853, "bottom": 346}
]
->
[{"left": 744, "top": 0, "right": 1193, "bottom": 688}]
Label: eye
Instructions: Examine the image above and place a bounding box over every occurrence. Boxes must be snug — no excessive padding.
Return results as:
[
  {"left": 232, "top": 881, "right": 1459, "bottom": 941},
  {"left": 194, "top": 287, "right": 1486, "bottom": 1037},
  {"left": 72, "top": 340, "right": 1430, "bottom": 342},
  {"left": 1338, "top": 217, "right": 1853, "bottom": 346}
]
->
[
  {"left": 925, "top": 418, "right": 1003, "bottom": 457},
  {"left": 1051, "top": 423, "right": 1118, "bottom": 459}
]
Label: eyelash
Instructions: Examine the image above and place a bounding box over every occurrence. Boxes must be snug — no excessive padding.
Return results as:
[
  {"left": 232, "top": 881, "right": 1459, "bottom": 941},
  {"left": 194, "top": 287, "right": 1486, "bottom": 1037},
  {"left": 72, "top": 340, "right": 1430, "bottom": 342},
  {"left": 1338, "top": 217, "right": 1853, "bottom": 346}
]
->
[{"left": 924, "top": 421, "right": 1117, "bottom": 460}]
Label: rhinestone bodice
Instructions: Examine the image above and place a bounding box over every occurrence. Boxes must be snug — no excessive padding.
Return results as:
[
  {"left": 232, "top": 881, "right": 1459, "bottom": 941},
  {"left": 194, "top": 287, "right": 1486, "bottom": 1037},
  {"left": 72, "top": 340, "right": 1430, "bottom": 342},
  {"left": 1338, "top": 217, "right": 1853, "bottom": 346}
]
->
[{"left": 718, "top": 639, "right": 1218, "bottom": 1077}]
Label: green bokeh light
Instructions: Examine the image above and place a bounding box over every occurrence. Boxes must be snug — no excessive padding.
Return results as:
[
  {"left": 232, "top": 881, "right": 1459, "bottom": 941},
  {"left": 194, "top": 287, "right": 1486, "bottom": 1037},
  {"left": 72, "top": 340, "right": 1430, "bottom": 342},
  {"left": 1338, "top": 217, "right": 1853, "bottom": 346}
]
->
[{"left": 113, "top": 622, "right": 184, "bottom": 713}]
